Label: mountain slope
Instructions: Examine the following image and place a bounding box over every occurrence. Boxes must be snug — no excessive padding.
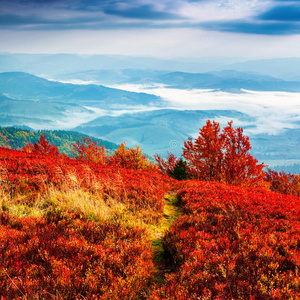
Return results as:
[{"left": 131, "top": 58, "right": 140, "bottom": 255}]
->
[
  {"left": 1, "top": 146, "right": 300, "bottom": 298},
  {"left": 0, "top": 72, "right": 160, "bottom": 107},
  {"left": 156, "top": 70, "right": 300, "bottom": 92},
  {"left": 74, "top": 109, "right": 252, "bottom": 154},
  {"left": 54, "top": 68, "right": 300, "bottom": 93},
  {"left": 0, "top": 127, "right": 119, "bottom": 156}
]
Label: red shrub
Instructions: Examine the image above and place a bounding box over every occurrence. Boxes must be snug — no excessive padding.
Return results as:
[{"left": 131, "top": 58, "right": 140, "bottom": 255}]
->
[
  {"left": 0, "top": 211, "right": 154, "bottom": 299},
  {"left": 152, "top": 181, "right": 300, "bottom": 299},
  {"left": 0, "top": 147, "right": 172, "bottom": 215},
  {"left": 266, "top": 169, "right": 300, "bottom": 196}
]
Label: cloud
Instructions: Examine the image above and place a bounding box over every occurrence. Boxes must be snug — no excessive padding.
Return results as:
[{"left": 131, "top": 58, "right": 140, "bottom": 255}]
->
[
  {"left": 260, "top": 4, "right": 300, "bottom": 21},
  {"left": 0, "top": 0, "right": 184, "bottom": 30},
  {"left": 110, "top": 83, "right": 300, "bottom": 136},
  {"left": 0, "top": 0, "right": 271, "bottom": 31},
  {"left": 104, "top": 4, "right": 180, "bottom": 20},
  {"left": 196, "top": 0, "right": 300, "bottom": 35},
  {"left": 1, "top": 0, "right": 300, "bottom": 36},
  {"left": 201, "top": 20, "right": 300, "bottom": 35}
]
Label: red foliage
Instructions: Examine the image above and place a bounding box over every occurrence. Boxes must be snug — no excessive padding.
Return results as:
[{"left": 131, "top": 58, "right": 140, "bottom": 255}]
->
[
  {"left": 0, "top": 212, "right": 154, "bottom": 299},
  {"left": 266, "top": 169, "right": 300, "bottom": 196},
  {"left": 0, "top": 147, "right": 171, "bottom": 214},
  {"left": 72, "top": 137, "right": 108, "bottom": 165},
  {"left": 110, "top": 142, "right": 159, "bottom": 172},
  {"left": 154, "top": 152, "right": 179, "bottom": 176},
  {"left": 22, "top": 133, "right": 60, "bottom": 157},
  {"left": 0, "top": 147, "right": 176, "bottom": 298},
  {"left": 182, "top": 120, "right": 266, "bottom": 187},
  {"left": 152, "top": 180, "right": 300, "bottom": 299}
]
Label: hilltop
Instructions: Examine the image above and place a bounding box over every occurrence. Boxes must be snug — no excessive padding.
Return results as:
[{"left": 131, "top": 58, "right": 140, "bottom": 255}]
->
[{"left": 0, "top": 130, "right": 300, "bottom": 298}]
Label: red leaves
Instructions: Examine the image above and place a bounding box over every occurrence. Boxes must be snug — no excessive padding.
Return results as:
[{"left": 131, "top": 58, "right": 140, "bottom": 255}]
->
[
  {"left": 266, "top": 169, "right": 300, "bottom": 196},
  {"left": 110, "top": 142, "right": 158, "bottom": 172},
  {"left": 154, "top": 181, "right": 300, "bottom": 299},
  {"left": 0, "top": 212, "right": 154, "bottom": 299},
  {"left": 183, "top": 120, "right": 223, "bottom": 182},
  {"left": 22, "top": 133, "right": 60, "bottom": 157},
  {"left": 0, "top": 147, "right": 171, "bottom": 215},
  {"left": 72, "top": 137, "right": 108, "bottom": 165},
  {"left": 0, "top": 146, "right": 175, "bottom": 298},
  {"left": 154, "top": 152, "right": 179, "bottom": 175},
  {"left": 182, "top": 120, "right": 266, "bottom": 187}
]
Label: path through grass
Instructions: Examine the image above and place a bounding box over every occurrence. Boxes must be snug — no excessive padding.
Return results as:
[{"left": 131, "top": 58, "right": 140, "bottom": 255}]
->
[{"left": 150, "top": 192, "right": 182, "bottom": 283}]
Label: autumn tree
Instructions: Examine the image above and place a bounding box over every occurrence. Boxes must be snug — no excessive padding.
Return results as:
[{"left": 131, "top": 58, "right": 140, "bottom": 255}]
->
[
  {"left": 265, "top": 169, "right": 300, "bottom": 196},
  {"left": 72, "top": 138, "right": 107, "bottom": 165},
  {"left": 110, "top": 142, "right": 158, "bottom": 171},
  {"left": 182, "top": 120, "right": 266, "bottom": 187},
  {"left": 22, "top": 133, "right": 60, "bottom": 157},
  {"left": 183, "top": 120, "right": 223, "bottom": 182},
  {"left": 154, "top": 152, "right": 179, "bottom": 176}
]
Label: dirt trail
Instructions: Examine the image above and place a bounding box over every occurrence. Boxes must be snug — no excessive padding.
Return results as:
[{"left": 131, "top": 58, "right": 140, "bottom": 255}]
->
[{"left": 150, "top": 192, "right": 182, "bottom": 283}]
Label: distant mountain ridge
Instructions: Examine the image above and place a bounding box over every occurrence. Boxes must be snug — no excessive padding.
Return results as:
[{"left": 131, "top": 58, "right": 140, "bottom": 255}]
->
[
  {"left": 54, "top": 69, "right": 300, "bottom": 93},
  {"left": 3, "top": 53, "right": 300, "bottom": 81},
  {"left": 0, "top": 72, "right": 160, "bottom": 106},
  {"left": 0, "top": 65, "right": 300, "bottom": 173},
  {"left": 0, "top": 71, "right": 161, "bottom": 129},
  {"left": 74, "top": 109, "right": 254, "bottom": 155}
]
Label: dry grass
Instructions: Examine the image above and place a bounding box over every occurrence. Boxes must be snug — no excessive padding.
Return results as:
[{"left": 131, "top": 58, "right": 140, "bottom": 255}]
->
[{"left": 0, "top": 184, "right": 155, "bottom": 236}]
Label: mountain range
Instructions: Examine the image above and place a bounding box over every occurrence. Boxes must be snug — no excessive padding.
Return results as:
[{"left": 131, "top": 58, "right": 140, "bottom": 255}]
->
[
  {"left": 0, "top": 63, "right": 300, "bottom": 172},
  {"left": 3, "top": 53, "right": 300, "bottom": 81}
]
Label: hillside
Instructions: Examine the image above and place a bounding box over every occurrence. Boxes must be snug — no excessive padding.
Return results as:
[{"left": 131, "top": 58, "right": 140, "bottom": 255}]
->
[
  {"left": 1, "top": 71, "right": 300, "bottom": 172},
  {"left": 0, "top": 72, "right": 160, "bottom": 107},
  {"left": 74, "top": 109, "right": 252, "bottom": 155},
  {"left": 1, "top": 146, "right": 300, "bottom": 298},
  {"left": 0, "top": 127, "right": 119, "bottom": 156},
  {"left": 0, "top": 72, "right": 161, "bottom": 129}
]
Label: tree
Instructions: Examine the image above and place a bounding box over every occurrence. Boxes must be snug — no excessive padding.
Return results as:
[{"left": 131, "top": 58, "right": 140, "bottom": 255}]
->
[
  {"left": 110, "top": 142, "right": 158, "bottom": 171},
  {"left": 154, "top": 152, "right": 179, "bottom": 176},
  {"left": 72, "top": 138, "right": 107, "bottom": 165},
  {"left": 183, "top": 120, "right": 223, "bottom": 182},
  {"left": 22, "top": 133, "right": 60, "bottom": 157},
  {"left": 182, "top": 120, "right": 266, "bottom": 187},
  {"left": 168, "top": 158, "right": 190, "bottom": 180},
  {"left": 221, "top": 121, "right": 266, "bottom": 187},
  {"left": 265, "top": 169, "right": 300, "bottom": 196}
]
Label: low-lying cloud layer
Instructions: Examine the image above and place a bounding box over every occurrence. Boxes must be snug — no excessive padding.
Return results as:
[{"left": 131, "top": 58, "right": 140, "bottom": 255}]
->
[{"left": 110, "top": 83, "right": 300, "bottom": 136}]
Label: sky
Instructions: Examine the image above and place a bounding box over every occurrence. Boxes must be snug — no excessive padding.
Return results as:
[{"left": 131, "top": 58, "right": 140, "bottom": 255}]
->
[{"left": 1, "top": 0, "right": 300, "bottom": 58}]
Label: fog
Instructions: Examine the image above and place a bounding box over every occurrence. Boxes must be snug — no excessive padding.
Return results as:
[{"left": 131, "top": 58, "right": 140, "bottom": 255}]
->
[{"left": 110, "top": 84, "right": 300, "bottom": 136}]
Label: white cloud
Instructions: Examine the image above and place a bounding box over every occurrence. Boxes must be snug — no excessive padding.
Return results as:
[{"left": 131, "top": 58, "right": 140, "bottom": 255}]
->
[
  {"left": 178, "top": 0, "right": 270, "bottom": 22},
  {"left": 110, "top": 83, "right": 300, "bottom": 135}
]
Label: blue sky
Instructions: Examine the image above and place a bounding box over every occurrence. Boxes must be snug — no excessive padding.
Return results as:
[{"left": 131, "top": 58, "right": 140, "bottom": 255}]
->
[{"left": 1, "top": 0, "right": 300, "bottom": 57}]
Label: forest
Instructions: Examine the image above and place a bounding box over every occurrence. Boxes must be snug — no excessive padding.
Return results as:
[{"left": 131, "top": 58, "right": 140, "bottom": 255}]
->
[{"left": 0, "top": 121, "right": 300, "bottom": 299}]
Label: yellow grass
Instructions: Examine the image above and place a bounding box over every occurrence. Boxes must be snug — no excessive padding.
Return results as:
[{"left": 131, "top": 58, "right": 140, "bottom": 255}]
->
[{"left": 0, "top": 184, "right": 155, "bottom": 235}]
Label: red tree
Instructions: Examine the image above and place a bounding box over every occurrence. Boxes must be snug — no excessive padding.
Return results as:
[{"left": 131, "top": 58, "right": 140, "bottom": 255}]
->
[
  {"left": 22, "top": 133, "right": 60, "bottom": 157},
  {"left": 182, "top": 120, "right": 266, "bottom": 187},
  {"left": 154, "top": 152, "right": 179, "bottom": 176},
  {"left": 72, "top": 137, "right": 107, "bottom": 165},
  {"left": 265, "top": 169, "right": 300, "bottom": 196},
  {"left": 110, "top": 142, "right": 158, "bottom": 171}
]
